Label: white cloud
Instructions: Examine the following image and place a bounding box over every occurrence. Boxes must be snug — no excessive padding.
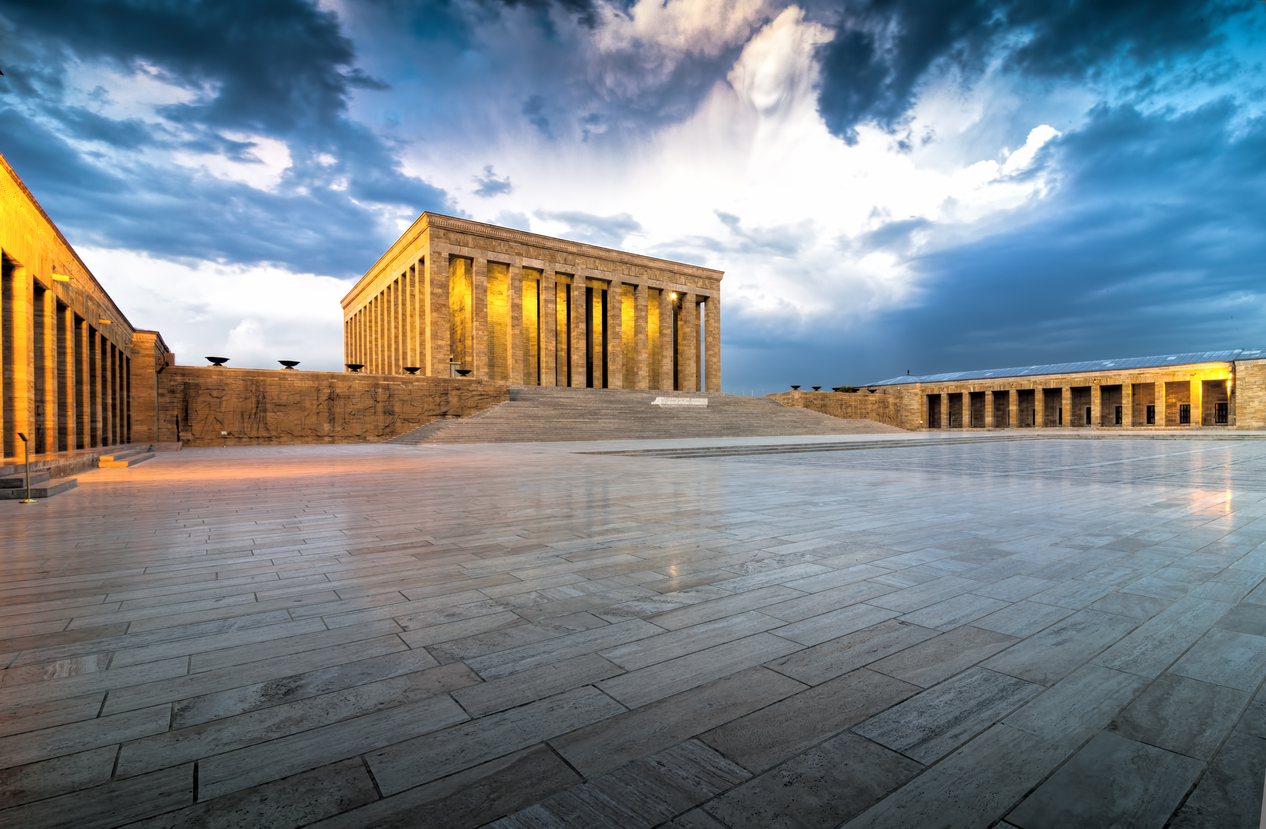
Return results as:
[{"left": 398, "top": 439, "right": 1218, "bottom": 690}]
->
[{"left": 80, "top": 247, "right": 348, "bottom": 371}]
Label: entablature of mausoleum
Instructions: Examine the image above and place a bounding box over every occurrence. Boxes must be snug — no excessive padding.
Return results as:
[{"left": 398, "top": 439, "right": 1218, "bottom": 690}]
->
[
  {"left": 907, "top": 362, "right": 1236, "bottom": 395},
  {"left": 2, "top": 153, "right": 137, "bottom": 353}
]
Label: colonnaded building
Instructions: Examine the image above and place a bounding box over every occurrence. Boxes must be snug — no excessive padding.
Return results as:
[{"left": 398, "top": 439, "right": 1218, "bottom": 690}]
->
[
  {"left": 340, "top": 213, "right": 722, "bottom": 392},
  {"left": 5, "top": 142, "right": 1266, "bottom": 493}
]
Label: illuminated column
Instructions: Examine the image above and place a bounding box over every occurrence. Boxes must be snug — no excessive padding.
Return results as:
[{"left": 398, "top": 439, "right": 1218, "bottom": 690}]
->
[
  {"left": 606, "top": 278, "right": 623, "bottom": 389},
  {"left": 1191, "top": 378, "right": 1202, "bottom": 427},
  {"left": 570, "top": 275, "right": 586, "bottom": 388},
  {"left": 59, "top": 305, "right": 73, "bottom": 451},
  {"left": 75, "top": 317, "right": 88, "bottom": 448},
  {"left": 1091, "top": 383, "right": 1101, "bottom": 427},
  {"left": 6, "top": 265, "right": 34, "bottom": 458},
  {"left": 1033, "top": 386, "right": 1044, "bottom": 428},
  {"left": 943, "top": 392, "right": 953, "bottom": 429},
  {"left": 1008, "top": 389, "right": 1019, "bottom": 429},
  {"left": 705, "top": 295, "right": 721, "bottom": 393},
  {"left": 634, "top": 284, "right": 649, "bottom": 389},
  {"left": 677, "top": 292, "right": 697, "bottom": 392},
  {"left": 509, "top": 263, "right": 524, "bottom": 384},
  {"left": 472, "top": 258, "right": 489, "bottom": 379},
  {"left": 1156, "top": 381, "right": 1166, "bottom": 426},
  {"left": 658, "top": 288, "right": 673, "bottom": 390},
  {"left": 37, "top": 285, "right": 57, "bottom": 453},
  {"left": 1061, "top": 386, "right": 1072, "bottom": 428},
  {"left": 1122, "top": 382, "right": 1134, "bottom": 427},
  {"left": 539, "top": 266, "right": 556, "bottom": 386},
  {"left": 985, "top": 391, "right": 996, "bottom": 428}
]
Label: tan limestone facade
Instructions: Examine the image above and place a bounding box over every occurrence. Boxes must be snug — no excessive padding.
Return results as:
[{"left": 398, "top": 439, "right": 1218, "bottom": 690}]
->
[
  {"left": 777, "top": 353, "right": 1266, "bottom": 431},
  {"left": 1, "top": 152, "right": 169, "bottom": 463},
  {"left": 341, "top": 213, "right": 723, "bottom": 392}
]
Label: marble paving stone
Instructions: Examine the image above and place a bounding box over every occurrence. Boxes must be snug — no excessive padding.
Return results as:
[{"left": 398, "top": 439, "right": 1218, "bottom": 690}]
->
[
  {"left": 841, "top": 724, "right": 1069, "bottom": 829},
  {"left": 853, "top": 667, "right": 1043, "bottom": 764},
  {"left": 0, "top": 746, "right": 115, "bottom": 810},
  {"left": 494, "top": 739, "right": 749, "bottom": 828},
  {"left": 305, "top": 744, "right": 581, "bottom": 829},
  {"left": 1093, "top": 596, "right": 1233, "bottom": 679},
  {"left": 451, "top": 653, "right": 621, "bottom": 717},
  {"left": 367, "top": 686, "right": 624, "bottom": 795},
  {"left": 1168, "top": 729, "right": 1266, "bottom": 829},
  {"left": 201, "top": 692, "right": 470, "bottom": 799},
  {"left": 1003, "top": 664, "right": 1147, "bottom": 746},
  {"left": 700, "top": 668, "right": 920, "bottom": 772},
  {"left": 759, "top": 580, "right": 897, "bottom": 623},
  {"left": 6, "top": 440, "right": 1266, "bottom": 828},
  {"left": 898, "top": 593, "right": 1010, "bottom": 632},
  {"left": 1088, "top": 591, "right": 1172, "bottom": 620},
  {"left": 969, "top": 575, "right": 1059, "bottom": 603},
  {"left": 768, "top": 619, "right": 938, "bottom": 686},
  {"left": 1168, "top": 627, "right": 1266, "bottom": 691},
  {"left": 596, "top": 632, "right": 801, "bottom": 708},
  {"left": 127, "top": 757, "right": 377, "bottom": 829},
  {"left": 597, "top": 610, "right": 781, "bottom": 670},
  {"left": 704, "top": 732, "right": 922, "bottom": 829},
  {"left": 464, "top": 619, "right": 660, "bottom": 680},
  {"left": 971, "top": 601, "right": 1074, "bottom": 638},
  {"left": 0, "top": 765, "right": 192, "bottom": 829},
  {"left": 1005, "top": 732, "right": 1203, "bottom": 829},
  {"left": 1107, "top": 674, "right": 1249, "bottom": 760},
  {"left": 984, "top": 610, "right": 1140, "bottom": 686},
  {"left": 1215, "top": 600, "right": 1266, "bottom": 636},
  {"left": 170, "top": 648, "right": 442, "bottom": 728},
  {"left": 869, "top": 626, "right": 1018, "bottom": 688},
  {"left": 773, "top": 604, "right": 900, "bottom": 647},
  {"left": 552, "top": 667, "right": 805, "bottom": 778}
]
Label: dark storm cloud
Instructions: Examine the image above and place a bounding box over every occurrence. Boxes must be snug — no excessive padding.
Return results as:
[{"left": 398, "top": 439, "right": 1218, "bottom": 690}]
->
[
  {"left": 0, "top": 0, "right": 454, "bottom": 277},
  {"left": 813, "top": 0, "right": 1243, "bottom": 143},
  {"left": 722, "top": 97, "right": 1266, "bottom": 390}
]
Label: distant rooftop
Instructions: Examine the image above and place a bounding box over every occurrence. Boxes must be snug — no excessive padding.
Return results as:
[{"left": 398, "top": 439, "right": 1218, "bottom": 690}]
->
[{"left": 868, "top": 349, "right": 1266, "bottom": 387}]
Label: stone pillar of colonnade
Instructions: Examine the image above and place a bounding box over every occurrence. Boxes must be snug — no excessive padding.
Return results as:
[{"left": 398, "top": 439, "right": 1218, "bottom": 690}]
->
[
  {"left": 984, "top": 391, "right": 995, "bottom": 428},
  {"left": 1190, "top": 379, "right": 1202, "bottom": 427},
  {"left": 1155, "top": 381, "right": 1165, "bottom": 426},
  {"left": 569, "top": 275, "right": 586, "bottom": 388},
  {"left": 1122, "top": 382, "right": 1134, "bottom": 427},
  {"left": 634, "top": 284, "right": 649, "bottom": 389},
  {"left": 98, "top": 337, "right": 109, "bottom": 446},
  {"left": 941, "top": 392, "right": 951, "bottom": 429},
  {"left": 539, "top": 267, "right": 557, "bottom": 386},
  {"left": 509, "top": 263, "right": 524, "bottom": 384},
  {"left": 85, "top": 326, "right": 98, "bottom": 447},
  {"left": 1033, "top": 387, "right": 1045, "bottom": 428},
  {"left": 694, "top": 299, "right": 703, "bottom": 393},
  {"left": 1090, "top": 383, "right": 1101, "bottom": 428},
  {"left": 7, "top": 265, "right": 34, "bottom": 457},
  {"left": 74, "top": 318, "right": 88, "bottom": 448},
  {"left": 588, "top": 282, "right": 604, "bottom": 389},
  {"left": 606, "top": 278, "right": 623, "bottom": 389},
  {"left": 1061, "top": 387, "right": 1072, "bottom": 428},
  {"left": 37, "top": 285, "right": 58, "bottom": 454},
  {"left": 677, "top": 292, "right": 697, "bottom": 393},
  {"left": 472, "top": 258, "right": 489, "bottom": 379},
  {"left": 705, "top": 294, "right": 720, "bottom": 393},
  {"left": 428, "top": 252, "right": 451, "bottom": 378},
  {"left": 658, "top": 289, "right": 674, "bottom": 390}
]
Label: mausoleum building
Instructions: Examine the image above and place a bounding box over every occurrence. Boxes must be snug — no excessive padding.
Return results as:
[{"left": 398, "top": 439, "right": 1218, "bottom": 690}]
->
[{"left": 341, "top": 214, "right": 723, "bottom": 392}]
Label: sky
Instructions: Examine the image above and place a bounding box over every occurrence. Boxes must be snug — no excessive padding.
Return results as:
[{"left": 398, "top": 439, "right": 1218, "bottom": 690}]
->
[{"left": 1, "top": 0, "right": 1263, "bottom": 393}]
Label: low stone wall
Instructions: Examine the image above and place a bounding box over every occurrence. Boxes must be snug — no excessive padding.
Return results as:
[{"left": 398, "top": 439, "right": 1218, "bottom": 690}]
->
[
  {"left": 1236, "top": 359, "right": 1266, "bottom": 429},
  {"left": 769, "top": 389, "right": 913, "bottom": 429},
  {"left": 157, "top": 367, "right": 508, "bottom": 447}
]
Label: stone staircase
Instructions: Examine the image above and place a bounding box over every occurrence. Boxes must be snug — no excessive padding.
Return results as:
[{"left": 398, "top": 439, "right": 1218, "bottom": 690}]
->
[
  {"left": 388, "top": 386, "right": 905, "bottom": 445},
  {"left": 0, "top": 466, "right": 77, "bottom": 500},
  {"left": 98, "top": 447, "right": 155, "bottom": 468}
]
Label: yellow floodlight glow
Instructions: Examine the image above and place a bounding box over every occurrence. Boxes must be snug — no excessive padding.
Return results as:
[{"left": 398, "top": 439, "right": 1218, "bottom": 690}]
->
[
  {"left": 51, "top": 273, "right": 70, "bottom": 282},
  {"left": 98, "top": 319, "right": 112, "bottom": 325}
]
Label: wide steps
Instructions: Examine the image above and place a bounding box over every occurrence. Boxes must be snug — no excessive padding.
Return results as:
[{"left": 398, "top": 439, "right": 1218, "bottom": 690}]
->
[
  {"left": 389, "top": 387, "right": 904, "bottom": 445},
  {"left": 98, "top": 449, "right": 155, "bottom": 468},
  {"left": 0, "top": 476, "right": 77, "bottom": 499}
]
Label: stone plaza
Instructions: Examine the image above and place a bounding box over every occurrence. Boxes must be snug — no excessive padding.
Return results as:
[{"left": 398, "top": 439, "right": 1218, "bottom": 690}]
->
[{"left": 3, "top": 433, "right": 1266, "bottom": 827}]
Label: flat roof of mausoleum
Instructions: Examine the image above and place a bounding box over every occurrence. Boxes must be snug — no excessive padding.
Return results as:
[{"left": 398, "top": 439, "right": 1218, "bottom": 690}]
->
[{"left": 869, "top": 348, "right": 1266, "bottom": 386}]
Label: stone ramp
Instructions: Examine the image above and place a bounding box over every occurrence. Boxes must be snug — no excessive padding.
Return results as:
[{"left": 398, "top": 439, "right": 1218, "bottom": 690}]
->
[{"left": 387, "top": 386, "right": 904, "bottom": 445}]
